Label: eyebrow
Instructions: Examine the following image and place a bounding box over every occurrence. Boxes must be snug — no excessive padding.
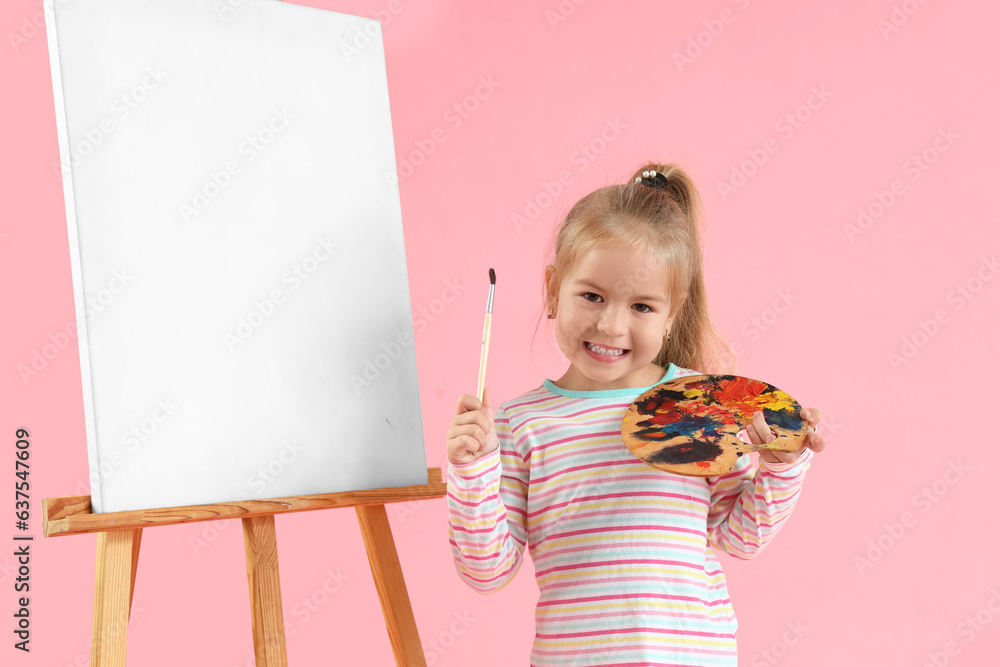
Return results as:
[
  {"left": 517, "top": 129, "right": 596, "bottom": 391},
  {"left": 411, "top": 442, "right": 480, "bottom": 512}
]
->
[{"left": 573, "top": 279, "right": 668, "bottom": 303}]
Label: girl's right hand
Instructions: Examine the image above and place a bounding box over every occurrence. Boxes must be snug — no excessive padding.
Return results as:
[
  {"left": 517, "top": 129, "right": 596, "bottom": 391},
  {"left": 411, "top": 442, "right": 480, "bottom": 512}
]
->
[{"left": 446, "top": 388, "right": 499, "bottom": 465}]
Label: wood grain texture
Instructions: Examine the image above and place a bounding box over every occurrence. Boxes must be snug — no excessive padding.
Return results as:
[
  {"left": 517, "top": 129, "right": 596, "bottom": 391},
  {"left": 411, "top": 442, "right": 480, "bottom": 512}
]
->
[
  {"left": 356, "top": 504, "right": 426, "bottom": 667},
  {"left": 622, "top": 375, "right": 808, "bottom": 476},
  {"left": 42, "top": 468, "right": 445, "bottom": 537},
  {"left": 91, "top": 529, "right": 141, "bottom": 667},
  {"left": 243, "top": 515, "right": 287, "bottom": 667}
]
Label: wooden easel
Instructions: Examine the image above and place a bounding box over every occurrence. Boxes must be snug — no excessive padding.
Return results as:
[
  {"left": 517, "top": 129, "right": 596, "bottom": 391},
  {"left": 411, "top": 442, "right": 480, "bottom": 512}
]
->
[{"left": 41, "top": 468, "right": 447, "bottom": 667}]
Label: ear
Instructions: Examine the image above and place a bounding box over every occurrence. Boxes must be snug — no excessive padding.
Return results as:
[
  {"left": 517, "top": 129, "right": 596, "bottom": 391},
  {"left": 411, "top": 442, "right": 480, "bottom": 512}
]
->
[{"left": 544, "top": 264, "right": 558, "bottom": 312}]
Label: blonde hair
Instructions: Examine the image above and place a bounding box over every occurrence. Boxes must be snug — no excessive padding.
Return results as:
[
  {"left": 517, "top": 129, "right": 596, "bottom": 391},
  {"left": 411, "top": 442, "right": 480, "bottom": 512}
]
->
[{"left": 541, "top": 162, "right": 736, "bottom": 375}]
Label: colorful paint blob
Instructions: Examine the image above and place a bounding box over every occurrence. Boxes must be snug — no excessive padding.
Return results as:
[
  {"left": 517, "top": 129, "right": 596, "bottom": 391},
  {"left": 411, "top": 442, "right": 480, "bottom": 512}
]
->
[{"left": 621, "top": 374, "right": 809, "bottom": 477}]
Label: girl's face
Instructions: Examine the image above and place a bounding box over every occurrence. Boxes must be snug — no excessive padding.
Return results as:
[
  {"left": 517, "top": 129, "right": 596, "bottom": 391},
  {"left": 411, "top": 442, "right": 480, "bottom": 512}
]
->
[{"left": 546, "top": 244, "right": 679, "bottom": 392}]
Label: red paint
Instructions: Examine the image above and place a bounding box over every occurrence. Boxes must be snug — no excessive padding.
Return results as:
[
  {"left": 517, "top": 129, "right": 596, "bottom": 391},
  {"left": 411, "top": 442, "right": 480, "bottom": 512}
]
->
[{"left": 717, "top": 376, "right": 768, "bottom": 403}]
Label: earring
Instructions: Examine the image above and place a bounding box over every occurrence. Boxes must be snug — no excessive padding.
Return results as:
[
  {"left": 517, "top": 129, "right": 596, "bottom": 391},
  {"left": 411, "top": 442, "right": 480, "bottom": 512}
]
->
[
  {"left": 547, "top": 310, "right": 556, "bottom": 319},
  {"left": 663, "top": 331, "right": 670, "bottom": 342}
]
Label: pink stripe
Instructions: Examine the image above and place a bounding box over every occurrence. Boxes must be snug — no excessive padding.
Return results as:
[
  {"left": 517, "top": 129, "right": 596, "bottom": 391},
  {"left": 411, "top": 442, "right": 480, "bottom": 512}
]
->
[
  {"left": 535, "top": 559, "right": 701, "bottom": 579},
  {"left": 537, "top": 591, "right": 733, "bottom": 608},
  {"left": 527, "top": 473, "right": 707, "bottom": 505},
  {"left": 540, "top": 522, "right": 707, "bottom": 543},
  {"left": 538, "top": 542, "right": 706, "bottom": 564},
  {"left": 542, "top": 573, "right": 725, "bottom": 593},
  {"left": 530, "top": 489, "right": 707, "bottom": 516},
  {"left": 532, "top": 647, "right": 737, "bottom": 661},
  {"left": 539, "top": 606, "right": 733, "bottom": 623},
  {"left": 447, "top": 490, "right": 500, "bottom": 507},
  {"left": 537, "top": 626, "right": 738, "bottom": 640},
  {"left": 529, "top": 429, "right": 624, "bottom": 456}
]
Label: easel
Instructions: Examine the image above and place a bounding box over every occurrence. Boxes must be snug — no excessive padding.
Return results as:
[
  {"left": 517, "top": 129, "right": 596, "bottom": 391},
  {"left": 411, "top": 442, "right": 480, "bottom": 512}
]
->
[{"left": 42, "top": 468, "right": 447, "bottom": 667}]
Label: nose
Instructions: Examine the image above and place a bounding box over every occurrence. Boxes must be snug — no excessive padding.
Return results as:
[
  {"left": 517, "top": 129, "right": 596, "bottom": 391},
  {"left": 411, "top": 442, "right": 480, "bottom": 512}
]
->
[{"left": 596, "top": 304, "right": 628, "bottom": 336}]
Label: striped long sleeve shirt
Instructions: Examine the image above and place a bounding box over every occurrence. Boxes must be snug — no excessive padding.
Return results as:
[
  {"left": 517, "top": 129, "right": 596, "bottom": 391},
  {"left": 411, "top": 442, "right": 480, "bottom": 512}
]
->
[{"left": 447, "top": 363, "right": 814, "bottom": 666}]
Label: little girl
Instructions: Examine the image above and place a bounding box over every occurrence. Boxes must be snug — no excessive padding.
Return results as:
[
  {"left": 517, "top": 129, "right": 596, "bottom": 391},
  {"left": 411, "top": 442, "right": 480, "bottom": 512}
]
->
[{"left": 446, "top": 163, "right": 825, "bottom": 666}]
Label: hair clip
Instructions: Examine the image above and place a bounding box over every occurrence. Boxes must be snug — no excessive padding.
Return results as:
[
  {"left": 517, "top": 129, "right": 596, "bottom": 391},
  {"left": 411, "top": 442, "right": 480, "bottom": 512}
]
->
[{"left": 634, "top": 169, "right": 669, "bottom": 190}]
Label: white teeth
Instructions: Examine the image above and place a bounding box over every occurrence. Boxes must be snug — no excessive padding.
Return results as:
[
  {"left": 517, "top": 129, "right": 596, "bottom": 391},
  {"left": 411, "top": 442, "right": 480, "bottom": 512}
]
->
[{"left": 587, "top": 342, "right": 625, "bottom": 356}]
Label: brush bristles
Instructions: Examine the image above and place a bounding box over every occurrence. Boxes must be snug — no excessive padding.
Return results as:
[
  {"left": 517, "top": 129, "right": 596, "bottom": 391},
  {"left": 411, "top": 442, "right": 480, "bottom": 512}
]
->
[{"left": 489, "top": 267, "right": 496, "bottom": 284}]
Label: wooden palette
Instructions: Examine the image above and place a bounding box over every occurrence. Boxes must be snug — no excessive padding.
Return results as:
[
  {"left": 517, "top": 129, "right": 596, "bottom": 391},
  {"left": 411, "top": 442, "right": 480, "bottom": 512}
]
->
[{"left": 622, "top": 374, "right": 809, "bottom": 476}]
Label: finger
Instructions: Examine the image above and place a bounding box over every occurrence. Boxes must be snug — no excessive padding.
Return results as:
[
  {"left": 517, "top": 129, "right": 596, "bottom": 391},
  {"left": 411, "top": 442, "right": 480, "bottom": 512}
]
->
[
  {"left": 451, "top": 410, "right": 492, "bottom": 433},
  {"left": 743, "top": 412, "right": 762, "bottom": 445},
  {"left": 482, "top": 387, "right": 495, "bottom": 431},
  {"left": 455, "top": 393, "right": 484, "bottom": 416},
  {"left": 448, "top": 421, "right": 489, "bottom": 443},
  {"left": 457, "top": 433, "right": 481, "bottom": 455},
  {"left": 806, "top": 431, "right": 826, "bottom": 453},
  {"left": 800, "top": 407, "right": 822, "bottom": 428},
  {"left": 749, "top": 411, "right": 776, "bottom": 445}
]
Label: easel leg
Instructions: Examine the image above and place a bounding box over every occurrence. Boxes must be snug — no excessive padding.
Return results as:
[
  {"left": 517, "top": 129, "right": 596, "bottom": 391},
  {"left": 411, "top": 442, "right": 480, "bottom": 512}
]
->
[
  {"left": 92, "top": 528, "right": 142, "bottom": 667},
  {"left": 242, "top": 515, "right": 288, "bottom": 667},
  {"left": 356, "top": 504, "right": 426, "bottom": 667}
]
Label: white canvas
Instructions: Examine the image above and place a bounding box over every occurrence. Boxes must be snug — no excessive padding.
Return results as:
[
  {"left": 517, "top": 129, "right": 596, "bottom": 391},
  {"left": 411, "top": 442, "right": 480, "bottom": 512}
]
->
[{"left": 43, "top": 0, "right": 427, "bottom": 513}]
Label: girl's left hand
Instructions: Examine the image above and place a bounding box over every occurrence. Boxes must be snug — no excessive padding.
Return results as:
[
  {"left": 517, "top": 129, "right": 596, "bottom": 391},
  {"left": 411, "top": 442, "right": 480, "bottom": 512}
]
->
[{"left": 746, "top": 407, "right": 825, "bottom": 465}]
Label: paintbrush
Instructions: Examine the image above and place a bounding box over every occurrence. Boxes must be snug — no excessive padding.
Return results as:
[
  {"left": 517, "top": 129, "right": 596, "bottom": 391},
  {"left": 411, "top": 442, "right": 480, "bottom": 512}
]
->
[{"left": 476, "top": 268, "right": 496, "bottom": 403}]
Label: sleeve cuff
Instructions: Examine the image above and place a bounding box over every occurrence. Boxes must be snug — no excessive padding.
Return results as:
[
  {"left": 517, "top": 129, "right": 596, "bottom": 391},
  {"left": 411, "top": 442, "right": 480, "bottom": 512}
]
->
[
  {"left": 447, "top": 444, "right": 502, "bottom": 478},
  {"left": 758, "top": 446, "right": 814, "bottom": 474}
]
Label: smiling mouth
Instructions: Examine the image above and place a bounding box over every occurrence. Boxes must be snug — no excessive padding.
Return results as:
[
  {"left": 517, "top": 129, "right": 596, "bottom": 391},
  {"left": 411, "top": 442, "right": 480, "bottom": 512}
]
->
[{"left": 586, "top": 342, "right": 629, "bottom": 357}]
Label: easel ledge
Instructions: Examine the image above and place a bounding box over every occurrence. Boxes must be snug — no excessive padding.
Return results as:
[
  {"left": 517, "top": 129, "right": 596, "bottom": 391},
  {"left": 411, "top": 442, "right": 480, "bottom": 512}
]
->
[
  {"left": 41, "top": 467, "right": 446, "bottom": 537},
  {"left": 41, "top": 468, "right": 448, "bottom": 667}
]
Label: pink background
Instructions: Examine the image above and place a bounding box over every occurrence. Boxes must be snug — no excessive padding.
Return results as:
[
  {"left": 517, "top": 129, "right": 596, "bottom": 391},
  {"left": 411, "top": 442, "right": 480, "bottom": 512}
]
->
[{"left": 3, "top": 0, "right": 999, "bottom": 665}]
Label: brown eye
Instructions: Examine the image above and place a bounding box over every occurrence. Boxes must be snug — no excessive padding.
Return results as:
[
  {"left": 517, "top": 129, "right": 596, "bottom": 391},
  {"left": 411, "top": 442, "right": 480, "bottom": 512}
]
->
[
  {"left": 633, "top": 303, "right": 652, "bottom": 313},
  {"left": 582, "top": 292, "right": 603, "bottom": 303}
]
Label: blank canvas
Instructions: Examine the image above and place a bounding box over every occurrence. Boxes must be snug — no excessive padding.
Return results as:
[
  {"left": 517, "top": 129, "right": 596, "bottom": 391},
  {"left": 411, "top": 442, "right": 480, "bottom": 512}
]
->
[{"left": 44, "top": 0, "right": 428, "bottom": 513}]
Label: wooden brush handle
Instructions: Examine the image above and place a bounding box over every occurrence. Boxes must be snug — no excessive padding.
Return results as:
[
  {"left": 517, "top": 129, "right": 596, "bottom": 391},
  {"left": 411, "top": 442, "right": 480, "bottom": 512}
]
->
[{"left": 476, "top": 312, "right": 492, "bottom": 403}]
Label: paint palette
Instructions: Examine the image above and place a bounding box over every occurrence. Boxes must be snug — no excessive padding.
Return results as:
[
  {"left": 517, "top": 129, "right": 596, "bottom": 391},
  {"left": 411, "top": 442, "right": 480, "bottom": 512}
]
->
[{"left": 621, "top": 374, "right": 809, "bottom": 477}]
